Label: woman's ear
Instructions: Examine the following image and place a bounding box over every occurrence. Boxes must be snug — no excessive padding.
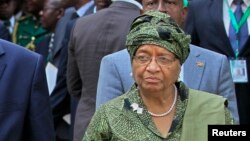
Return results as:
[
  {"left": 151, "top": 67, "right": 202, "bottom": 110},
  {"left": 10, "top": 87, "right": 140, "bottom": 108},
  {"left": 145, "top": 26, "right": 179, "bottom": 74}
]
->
[{"left": 175, "top": 63, "right": 182, "bottom": 82}]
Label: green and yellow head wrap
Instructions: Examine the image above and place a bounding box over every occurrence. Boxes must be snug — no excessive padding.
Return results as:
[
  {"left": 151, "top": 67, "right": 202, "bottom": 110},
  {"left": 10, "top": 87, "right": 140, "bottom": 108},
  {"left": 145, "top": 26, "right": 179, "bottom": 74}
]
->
[{"left": 126, "top": 10, "right": 191, "bottom": 64}]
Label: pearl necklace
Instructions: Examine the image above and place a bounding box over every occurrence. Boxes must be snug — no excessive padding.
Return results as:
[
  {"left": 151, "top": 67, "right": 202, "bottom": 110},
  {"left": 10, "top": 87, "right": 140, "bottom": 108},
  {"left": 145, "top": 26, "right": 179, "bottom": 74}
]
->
[{"left": 148, "top": 85, "right": 177, "bottom": 117}]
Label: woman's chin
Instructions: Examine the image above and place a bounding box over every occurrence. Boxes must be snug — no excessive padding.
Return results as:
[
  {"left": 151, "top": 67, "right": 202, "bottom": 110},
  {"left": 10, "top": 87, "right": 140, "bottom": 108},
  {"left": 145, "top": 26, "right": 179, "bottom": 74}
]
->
[{"left": 141, "top": 83, "right": 162, "bottom": 91}]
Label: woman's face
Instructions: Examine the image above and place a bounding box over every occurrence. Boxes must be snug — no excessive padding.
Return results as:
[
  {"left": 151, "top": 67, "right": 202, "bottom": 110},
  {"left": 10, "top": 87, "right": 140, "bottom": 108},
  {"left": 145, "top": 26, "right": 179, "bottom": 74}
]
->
[{"left": 132, "top": 44, "right": 181, "bottom": 92}]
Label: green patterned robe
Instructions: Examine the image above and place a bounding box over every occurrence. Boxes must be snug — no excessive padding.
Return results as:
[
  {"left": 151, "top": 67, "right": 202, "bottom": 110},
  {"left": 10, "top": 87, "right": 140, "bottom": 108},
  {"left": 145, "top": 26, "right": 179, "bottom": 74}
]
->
[{"left": 83, "top": 82, "right": 233, "bottom": 141}]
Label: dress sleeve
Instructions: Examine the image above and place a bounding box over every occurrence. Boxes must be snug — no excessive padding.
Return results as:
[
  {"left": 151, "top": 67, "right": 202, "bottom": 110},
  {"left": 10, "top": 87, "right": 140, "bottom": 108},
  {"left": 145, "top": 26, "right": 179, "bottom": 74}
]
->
[{"left": 83, "top": 105, "right": 112, "bottom": 141}]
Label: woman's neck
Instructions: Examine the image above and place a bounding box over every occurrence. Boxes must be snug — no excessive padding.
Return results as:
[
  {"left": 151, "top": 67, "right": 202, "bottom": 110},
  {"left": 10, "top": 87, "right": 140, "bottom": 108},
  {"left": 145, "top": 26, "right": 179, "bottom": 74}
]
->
[{"left": 140, "top": 85, "right": 177, "bottom": 114}]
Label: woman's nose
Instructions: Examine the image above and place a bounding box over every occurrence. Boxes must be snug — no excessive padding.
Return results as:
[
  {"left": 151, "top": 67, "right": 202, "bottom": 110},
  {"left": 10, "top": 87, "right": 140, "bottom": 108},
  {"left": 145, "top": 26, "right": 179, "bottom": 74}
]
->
[
  {"left": 146, "top": 58, "right": 160, "bottom": 72},
  {"left": 157, "top": 2, "right": 167, "bottom": 13}
]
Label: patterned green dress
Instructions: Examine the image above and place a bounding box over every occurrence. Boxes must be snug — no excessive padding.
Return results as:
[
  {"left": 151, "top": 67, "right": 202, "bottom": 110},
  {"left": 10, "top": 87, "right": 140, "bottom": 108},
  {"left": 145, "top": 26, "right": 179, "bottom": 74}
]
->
[{"left": 83, "top": 82, "right": 233, "bottom": 141}]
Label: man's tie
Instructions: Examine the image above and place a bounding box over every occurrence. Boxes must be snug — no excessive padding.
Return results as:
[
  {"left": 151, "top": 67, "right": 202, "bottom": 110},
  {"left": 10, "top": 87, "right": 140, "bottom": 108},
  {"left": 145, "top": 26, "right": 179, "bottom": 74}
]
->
[{"left": 229, "top": 0, "right": 249, "bottom": 53}]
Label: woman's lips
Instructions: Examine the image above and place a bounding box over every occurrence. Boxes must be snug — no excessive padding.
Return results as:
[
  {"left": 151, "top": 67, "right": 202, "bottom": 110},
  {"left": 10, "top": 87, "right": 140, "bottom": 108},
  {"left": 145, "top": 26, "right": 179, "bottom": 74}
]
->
[{"left": 145, "top": 77, "right": 160, "bottom": 83}]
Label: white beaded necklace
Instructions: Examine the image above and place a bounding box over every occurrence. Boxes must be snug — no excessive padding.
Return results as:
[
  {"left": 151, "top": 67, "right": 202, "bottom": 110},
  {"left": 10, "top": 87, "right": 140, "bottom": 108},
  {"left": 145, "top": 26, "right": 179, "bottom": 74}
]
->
[{"left": 148, "top": 85, "right": 177, "bottom": 117}]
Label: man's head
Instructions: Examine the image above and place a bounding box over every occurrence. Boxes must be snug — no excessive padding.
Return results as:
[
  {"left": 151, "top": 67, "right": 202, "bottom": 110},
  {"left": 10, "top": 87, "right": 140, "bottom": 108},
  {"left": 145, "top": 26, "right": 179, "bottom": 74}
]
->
[
  {"left": 24, "top": 0, "right": 44, "bottom": 17},
  {"left": 0, "top": 0, "right": 17, "bottom": 20},
  {"left": 142, "top": 0, "right": 188, "bottom": 27},
  {"left": 39, "top": 0, "right": 64, "bottom": 31}
]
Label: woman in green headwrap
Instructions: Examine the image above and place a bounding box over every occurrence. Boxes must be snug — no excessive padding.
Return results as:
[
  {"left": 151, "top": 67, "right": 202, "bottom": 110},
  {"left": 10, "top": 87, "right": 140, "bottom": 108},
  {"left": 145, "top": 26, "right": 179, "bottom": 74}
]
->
[{"left": 83, "top": 11, "right": 233, "bottom": 141}]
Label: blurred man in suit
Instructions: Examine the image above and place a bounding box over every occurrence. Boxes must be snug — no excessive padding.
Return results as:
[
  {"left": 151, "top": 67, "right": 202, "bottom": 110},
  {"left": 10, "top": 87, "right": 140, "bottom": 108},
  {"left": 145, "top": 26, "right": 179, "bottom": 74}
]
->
[
  {"left": 52, "top": 0, "right": 96, "bottom": 140},
  {"left": 185, "top": 0, "right": 250, "bottom": 124},
  {"left": 0, "top": 39, "right": 55, "bottom": 141},
  {"left": 96, "top": 0, "right": 239, "bottom": 124},
  {"left": 67, "top": 0, "right": 142, "bottom": 140},
  {"left": 38, "top": 0, "right": 69, "bottom": 140}
]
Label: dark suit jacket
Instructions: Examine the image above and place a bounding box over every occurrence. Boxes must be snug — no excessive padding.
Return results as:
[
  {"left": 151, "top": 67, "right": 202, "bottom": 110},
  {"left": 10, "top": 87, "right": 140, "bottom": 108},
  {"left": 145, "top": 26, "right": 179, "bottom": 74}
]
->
[
  {"left": 185, "top": 0, "right": 250, "bottom": 124},
  {"left": 35, "top": 34, "right": 50, "bottom": 63},
  {"left": 0, "top": 22, "right": 11, "bottom": 41},
  {"left": 35, "top": 33, "right": 71, "bottom": 137},
  {"left": 0, "top": 39, "right": 55, "bottom": 141},
  {"left": 67, "top": 1, "right": 141, "bottom": 141},
  {"left": 52, "top": 7, "right": 76, "bottom": 67}
]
